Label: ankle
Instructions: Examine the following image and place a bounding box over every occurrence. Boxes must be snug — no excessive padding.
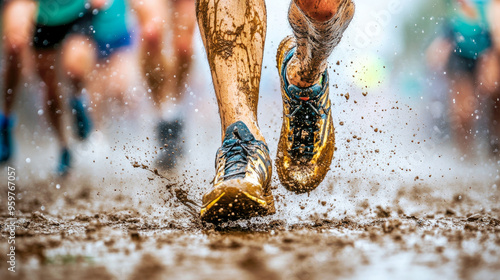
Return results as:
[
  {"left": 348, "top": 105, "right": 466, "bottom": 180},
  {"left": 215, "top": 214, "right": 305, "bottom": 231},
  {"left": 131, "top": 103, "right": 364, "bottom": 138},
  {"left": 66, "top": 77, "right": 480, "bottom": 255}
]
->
[
  {"left": 285, "top": 57, "right": 324, "bottom": 88},
  {"left": 223, "top": 119, "right": 265, "bottom": 143}
]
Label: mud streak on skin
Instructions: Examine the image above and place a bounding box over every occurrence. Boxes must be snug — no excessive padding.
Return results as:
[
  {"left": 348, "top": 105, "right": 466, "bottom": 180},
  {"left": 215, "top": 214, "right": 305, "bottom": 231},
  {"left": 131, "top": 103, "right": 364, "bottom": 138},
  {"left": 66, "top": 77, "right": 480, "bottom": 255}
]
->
[
  {"left": 196, "top": 0, "right": 266, "bottom": 139},
  {"left": 287, "top": 0, "right": 355, "bottom": 87}
]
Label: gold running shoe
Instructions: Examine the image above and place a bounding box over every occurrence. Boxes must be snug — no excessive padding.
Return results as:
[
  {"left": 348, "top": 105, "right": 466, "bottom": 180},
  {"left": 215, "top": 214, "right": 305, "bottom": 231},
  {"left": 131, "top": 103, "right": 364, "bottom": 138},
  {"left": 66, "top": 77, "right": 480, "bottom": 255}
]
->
[
  {"left": 276, "top": 36, "right": 335, "bottom": 193},
  {"left": 200, "top": 121, "right": 275, "bottom": 223}
]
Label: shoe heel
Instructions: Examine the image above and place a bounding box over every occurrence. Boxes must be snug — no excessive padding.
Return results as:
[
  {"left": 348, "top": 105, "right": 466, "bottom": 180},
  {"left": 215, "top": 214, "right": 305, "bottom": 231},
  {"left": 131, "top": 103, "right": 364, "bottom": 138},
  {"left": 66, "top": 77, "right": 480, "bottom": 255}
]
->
[{"left": 276, "top": 35, "right": 295, "bottom": 71}]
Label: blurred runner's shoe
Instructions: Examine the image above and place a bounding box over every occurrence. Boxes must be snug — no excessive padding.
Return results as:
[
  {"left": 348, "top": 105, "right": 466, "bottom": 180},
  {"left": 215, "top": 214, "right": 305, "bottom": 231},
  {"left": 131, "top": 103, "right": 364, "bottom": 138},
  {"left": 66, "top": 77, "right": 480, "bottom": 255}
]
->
[
  {"left": 71, "top": 95, "right": 93, "bottom": 140},
  {"left": 201, "top": 121, "right": 275, "bottom": 223},
  {"left": 57, "top": 147, "right": 71, "bottom": 177},
  {"left": 0, "top": 114, "right": 14, "bottom": 163},
  {"left": 156, "top": 119, "right": 184, "bottom": 170},
  {"left": 276, "top": 36, "right": 335, "bottom": 193}
]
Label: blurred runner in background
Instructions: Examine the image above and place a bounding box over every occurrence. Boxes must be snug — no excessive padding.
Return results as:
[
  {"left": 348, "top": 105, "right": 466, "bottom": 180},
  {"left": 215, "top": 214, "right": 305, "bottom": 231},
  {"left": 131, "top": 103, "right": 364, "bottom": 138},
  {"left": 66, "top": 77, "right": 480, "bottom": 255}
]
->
[
  {"left": 0, "top": 0, "right": 36, "bottom": 164},
  {"left": 1, "top": 0, "right": 100, "bottom": 176},
  {"left": 89, "top": 0, "right": 136, "bottom": 129},
  {"left": 131, "top": 0, "right": 196, "bottom": 170},
  {"left": 426, "top": 0, "right": 492, "bottom": 158},
  {"left": 33, "top": 0, "right": 99, "bottom": 175}
]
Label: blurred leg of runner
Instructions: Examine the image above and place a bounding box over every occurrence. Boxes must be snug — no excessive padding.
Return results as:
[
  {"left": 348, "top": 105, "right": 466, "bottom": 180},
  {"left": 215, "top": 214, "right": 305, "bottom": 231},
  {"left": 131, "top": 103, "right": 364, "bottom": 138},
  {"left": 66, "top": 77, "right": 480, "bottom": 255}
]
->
[
  {"left": 485, "top": 0, "right": 500, "bottom": 157},
  {"left": 62, "top": 35, "right": 96, "bottom": 140},
  {"left": 89, "top": 51, "right": 135, "bottom": 128},
  {"left": 33, "top": 3, "right": 96, "bottom": 175},
  {"left": 131, "top": 0, "right": 169, "bottom": 109},
  {"left": 197, "top": 0, "right": 354, "bottom": 222},
  {"left": 0, "top": 0, "right": 36, "bottom": 163},
  {"left": 132, "top": 0, "right": 173, "bottom": 169},
  {"left": 442, "top": 0, "right": 491, "bottom": 158},
  {"left": 489, "top": 74, "right": 500, "bottom": 157},
  {"left": 447, "top": 63, "right": 477, "bottom": 156},
  {"left": 132, "top": 0, "right": 194, "bottom": 170},
  {"left": 91, "top": 0, "right": 135, "bottom": 129},
  {"left": 168, "top": 0, "right": 196, "bottom": 103},
  {"left": 34, "top": 49, "right": 71, "bottom": 174},
  {"left": 155, "top": 0, "right": 196, "bottom": 169}
]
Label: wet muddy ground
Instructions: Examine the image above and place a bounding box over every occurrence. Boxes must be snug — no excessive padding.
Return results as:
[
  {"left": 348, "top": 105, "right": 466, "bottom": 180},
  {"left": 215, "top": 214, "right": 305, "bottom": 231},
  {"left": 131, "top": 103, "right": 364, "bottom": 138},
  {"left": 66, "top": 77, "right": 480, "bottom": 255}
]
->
[
  {"left": 1, "top": 208, "right": 499, "bottom": 280},
  {"left": 0, "top": 161, "right": 499, "bottom": 280}
]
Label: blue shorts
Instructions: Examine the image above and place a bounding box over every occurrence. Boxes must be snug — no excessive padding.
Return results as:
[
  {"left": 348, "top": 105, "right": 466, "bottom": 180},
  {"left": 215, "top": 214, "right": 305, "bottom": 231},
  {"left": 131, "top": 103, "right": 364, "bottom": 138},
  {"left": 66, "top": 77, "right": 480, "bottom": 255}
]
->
[{"left": 95, "top": 32, "right": 133, "bottom": 60}]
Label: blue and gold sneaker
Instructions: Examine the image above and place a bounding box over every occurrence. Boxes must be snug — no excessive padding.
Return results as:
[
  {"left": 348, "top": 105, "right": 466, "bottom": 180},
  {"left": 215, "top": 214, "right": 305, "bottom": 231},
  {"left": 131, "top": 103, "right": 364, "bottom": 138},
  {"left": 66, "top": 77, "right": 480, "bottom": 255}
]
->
[
  {"left": 276, "top": 36, "right": 335, "bottom": 193},
  {"left": 200, "top": 121, "right": 275, "bottom": 223}
]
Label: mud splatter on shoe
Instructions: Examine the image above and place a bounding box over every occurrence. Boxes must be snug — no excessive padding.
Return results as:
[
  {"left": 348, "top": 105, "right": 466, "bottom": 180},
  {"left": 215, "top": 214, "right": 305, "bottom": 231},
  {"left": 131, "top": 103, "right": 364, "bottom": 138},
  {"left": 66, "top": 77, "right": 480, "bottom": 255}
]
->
[
  {"left": 201, "top": 121, "right": 275, "bottom": 223},
  {"left": 276, "top": 36, "right": 335, "bottom": 193}
]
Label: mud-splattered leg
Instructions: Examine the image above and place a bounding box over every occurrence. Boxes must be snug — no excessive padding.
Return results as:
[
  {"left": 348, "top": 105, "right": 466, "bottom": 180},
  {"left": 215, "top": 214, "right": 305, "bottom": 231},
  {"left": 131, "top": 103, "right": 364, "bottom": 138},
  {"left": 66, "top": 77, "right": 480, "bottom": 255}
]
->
[
  {"left": 273, "top": 0, "right": 355, "bottom": 193},
  {"left": 196, "top": 0, "right": 267, "bottom": 142},
  {"left": 287, "top": 0, "right": 355, "bottom": 87}
]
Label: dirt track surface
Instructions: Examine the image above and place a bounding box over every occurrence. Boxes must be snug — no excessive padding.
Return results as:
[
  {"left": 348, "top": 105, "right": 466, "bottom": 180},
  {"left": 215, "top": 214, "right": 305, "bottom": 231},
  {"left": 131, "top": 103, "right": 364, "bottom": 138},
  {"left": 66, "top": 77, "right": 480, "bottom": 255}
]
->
[{"left": 0, "top": 171, "right": 499, "bottom": 280}]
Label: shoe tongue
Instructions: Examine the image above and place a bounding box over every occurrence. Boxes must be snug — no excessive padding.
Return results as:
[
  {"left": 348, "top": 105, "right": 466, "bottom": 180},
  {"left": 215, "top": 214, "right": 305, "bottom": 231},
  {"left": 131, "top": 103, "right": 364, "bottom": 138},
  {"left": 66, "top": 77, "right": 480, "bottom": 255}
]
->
[
  {"left": 224, "top": 121, "right": 255, "bottom": 143},
  {"left": 287, "top": 84, "right": 323, "bottom": 100}
]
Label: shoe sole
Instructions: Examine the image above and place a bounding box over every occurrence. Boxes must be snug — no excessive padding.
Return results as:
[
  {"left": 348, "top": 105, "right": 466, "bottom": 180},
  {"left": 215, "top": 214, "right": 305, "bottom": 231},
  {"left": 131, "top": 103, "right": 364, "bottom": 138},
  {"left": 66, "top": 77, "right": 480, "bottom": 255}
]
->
[{"left": 201, "top": 180, "right": 275, "bottom": 224}]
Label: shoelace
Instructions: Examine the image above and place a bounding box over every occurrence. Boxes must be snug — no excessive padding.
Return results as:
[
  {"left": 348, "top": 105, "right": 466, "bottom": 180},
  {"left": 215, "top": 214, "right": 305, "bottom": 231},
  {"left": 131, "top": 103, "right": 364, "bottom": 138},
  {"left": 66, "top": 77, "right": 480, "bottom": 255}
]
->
[
  {"left": 220, "top": 135, "right": 252, "bottom": 180},
  {"left": 287, "top": 97, "right": 325, "bottom": 157}
]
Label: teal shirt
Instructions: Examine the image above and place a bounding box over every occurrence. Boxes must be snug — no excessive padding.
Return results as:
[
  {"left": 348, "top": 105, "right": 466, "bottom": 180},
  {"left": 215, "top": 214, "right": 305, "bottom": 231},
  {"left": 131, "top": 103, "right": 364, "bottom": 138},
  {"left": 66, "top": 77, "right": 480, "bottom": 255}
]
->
[
  {"left": 447, "top": 0, "right": 492, "bottom": 59},
  {"left": 93, "top": 0, "right": 130, "bottom": 44},
  {"left": 37, "top": 0, "right": 89, "bottom": 26}
]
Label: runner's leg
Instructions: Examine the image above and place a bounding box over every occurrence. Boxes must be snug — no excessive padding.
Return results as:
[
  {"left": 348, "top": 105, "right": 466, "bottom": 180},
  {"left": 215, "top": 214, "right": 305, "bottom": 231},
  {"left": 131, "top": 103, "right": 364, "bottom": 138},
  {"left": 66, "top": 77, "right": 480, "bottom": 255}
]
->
[
  {"left": 196, "top": 0, "right": 267, "bottom": 141},
  {"left": 35, "top": 49, "right": 68, "bottom": 148},
  {"left": 287, "top": 0, "right": 354, "bottom": 87},
  {"left": 2, "top": 0, "right": 36, "bottom": 115},
  {"left": 62, "top": 35, "right": 95, "bottom": 98},
  {"left": 449, "top": 72, "right": 476, "bottom": 155},
  {"left": 274, "top": 0, "right": 354, "bottom": 193}
]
